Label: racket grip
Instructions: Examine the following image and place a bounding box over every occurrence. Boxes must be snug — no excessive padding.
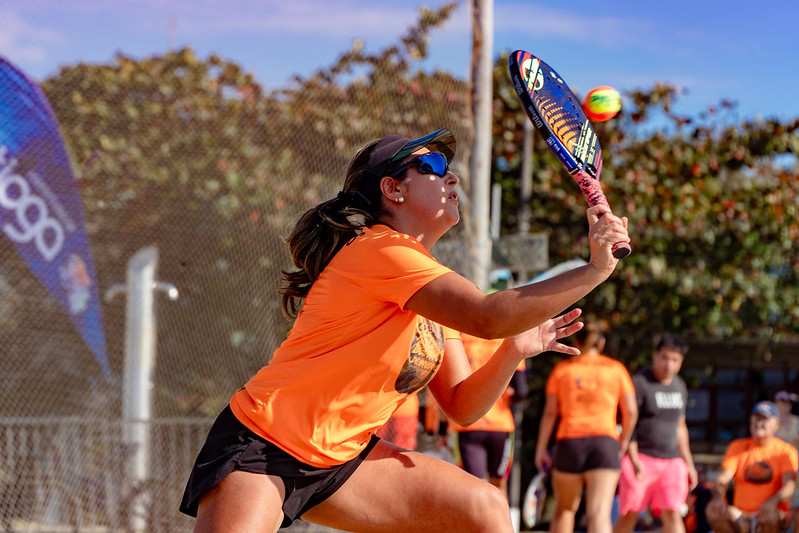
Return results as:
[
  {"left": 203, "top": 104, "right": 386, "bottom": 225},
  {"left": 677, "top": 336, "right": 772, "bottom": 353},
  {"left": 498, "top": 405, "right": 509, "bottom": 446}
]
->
[
  {"left": 612, "top": 242, "right": 631, "bottom": 259},
  {"left": 573, "top": 171, "right": 631, "bottom": 259}
]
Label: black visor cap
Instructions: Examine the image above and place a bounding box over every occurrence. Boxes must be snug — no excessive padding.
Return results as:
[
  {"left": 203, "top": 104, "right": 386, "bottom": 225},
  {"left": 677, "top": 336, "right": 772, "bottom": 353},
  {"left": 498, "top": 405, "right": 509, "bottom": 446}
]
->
[{"left": 364, "top": 128, "right": 456, "bottom": 180}]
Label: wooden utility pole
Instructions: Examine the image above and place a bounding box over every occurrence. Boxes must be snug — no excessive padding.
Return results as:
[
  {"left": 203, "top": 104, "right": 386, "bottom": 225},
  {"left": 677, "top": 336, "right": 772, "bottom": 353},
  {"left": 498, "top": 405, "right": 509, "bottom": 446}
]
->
[{"left": 469, "top": 0, "right": 493, "bottom": 290}]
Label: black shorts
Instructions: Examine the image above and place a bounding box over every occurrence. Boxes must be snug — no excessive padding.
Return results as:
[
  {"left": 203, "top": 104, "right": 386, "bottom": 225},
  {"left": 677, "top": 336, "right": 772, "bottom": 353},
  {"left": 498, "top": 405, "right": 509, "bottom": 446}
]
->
[
  {"left": 179, "top": 405, "right": 379, "bottom": 528},
  {"left": 457, "top": 430, "right": 512, "bottom": 480},
  {"left": 552, "top": 435, "right": 620, "bottom": 474}
]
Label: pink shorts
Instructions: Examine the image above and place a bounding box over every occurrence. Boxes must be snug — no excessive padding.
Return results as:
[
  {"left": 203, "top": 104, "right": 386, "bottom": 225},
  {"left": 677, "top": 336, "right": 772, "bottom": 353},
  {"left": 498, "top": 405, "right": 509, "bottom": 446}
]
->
[{"left": 617, "top": 454, "right": 689, "bottom": 514}]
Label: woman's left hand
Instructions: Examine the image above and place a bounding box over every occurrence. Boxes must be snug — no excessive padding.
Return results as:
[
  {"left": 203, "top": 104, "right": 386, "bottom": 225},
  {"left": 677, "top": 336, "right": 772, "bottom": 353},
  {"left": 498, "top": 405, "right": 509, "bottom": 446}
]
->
[{"left": 506, "top": 308, "right": 584, "bottom": 360}]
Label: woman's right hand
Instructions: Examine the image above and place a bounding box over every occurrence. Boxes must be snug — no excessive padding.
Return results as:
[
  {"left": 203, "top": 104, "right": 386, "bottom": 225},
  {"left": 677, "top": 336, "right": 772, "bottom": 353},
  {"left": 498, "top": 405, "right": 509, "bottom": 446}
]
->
[
  {"left": 586, "top": 204, "right": 630, "bottom": 277},
  {"left": 534, "top": 448, "right": 551, "bottom": 473},
  {"left": 631, "top": 459, "right": 645, "bottom": 481}
]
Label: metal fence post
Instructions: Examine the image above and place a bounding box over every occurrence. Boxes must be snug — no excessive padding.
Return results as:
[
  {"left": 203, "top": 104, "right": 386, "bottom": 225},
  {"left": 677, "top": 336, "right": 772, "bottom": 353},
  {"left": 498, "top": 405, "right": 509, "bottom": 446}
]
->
[{"left": 105, "top": 246, "right": 177, "bottom": 532}]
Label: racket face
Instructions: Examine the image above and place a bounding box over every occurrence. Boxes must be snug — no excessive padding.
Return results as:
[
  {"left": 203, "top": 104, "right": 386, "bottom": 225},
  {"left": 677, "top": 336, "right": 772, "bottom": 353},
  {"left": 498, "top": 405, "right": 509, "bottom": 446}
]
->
[
  {"left": 522, "top": 471, "right": 548, "bottom": 528},
  {"left": 508, "top": 50, "right": 603, "bottom": 179}
]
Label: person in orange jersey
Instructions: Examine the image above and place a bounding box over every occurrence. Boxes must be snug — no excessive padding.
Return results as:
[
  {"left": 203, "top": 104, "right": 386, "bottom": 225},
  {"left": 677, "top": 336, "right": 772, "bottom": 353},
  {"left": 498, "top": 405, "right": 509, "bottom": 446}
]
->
[
  {"left": 452, "top": 333, "right": 528, "bottom": 501},
  {"left": 706, "top": 401, "right": 798, "bottom": 533},
  {"left": 376, "top": 392, "right": 421, "bottom": 451},
  {"left": 179, "top": 128, "right": 629, "bottom": 533},
  {"left": 535, "top": 321, "right": 637, "bottom": 533}
]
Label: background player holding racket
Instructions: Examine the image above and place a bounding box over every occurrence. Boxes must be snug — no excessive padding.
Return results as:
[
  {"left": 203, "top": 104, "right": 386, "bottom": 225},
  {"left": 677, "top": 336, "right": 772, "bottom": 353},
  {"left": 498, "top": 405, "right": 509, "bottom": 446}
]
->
[
  {"left": 180, "top": 128, "right": 630, "bottom": 532},
  {"left": 535, "top": 321, "right": 637, "bottom": 533},
  {"left": 376, "top": 390, "right": 421, "bottom": 450},
  {"left": 451, "top": 333, "right": 529, "bottom": 501}
]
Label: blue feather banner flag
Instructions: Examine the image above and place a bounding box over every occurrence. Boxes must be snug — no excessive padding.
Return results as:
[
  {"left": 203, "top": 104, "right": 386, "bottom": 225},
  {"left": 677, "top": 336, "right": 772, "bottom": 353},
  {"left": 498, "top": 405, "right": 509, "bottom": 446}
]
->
[{"left": 0, "top": 56, "right": 111, "bottom": 379}]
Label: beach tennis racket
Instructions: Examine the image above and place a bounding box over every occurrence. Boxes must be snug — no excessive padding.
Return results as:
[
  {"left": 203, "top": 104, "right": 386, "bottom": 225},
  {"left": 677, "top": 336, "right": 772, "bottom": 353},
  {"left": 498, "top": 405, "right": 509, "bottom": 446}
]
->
[
  {"left": 508, "top": 50, "right": 631, "bottom": 259},
  {"left": 522, "top": 469, "right": 548, "bottom": 529}
]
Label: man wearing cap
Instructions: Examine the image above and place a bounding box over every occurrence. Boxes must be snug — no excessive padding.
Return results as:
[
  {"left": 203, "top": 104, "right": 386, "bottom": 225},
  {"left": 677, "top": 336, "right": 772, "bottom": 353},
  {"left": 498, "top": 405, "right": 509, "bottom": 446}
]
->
[{"left": 706, "top": 401, "right": 798, "bottom": 533}]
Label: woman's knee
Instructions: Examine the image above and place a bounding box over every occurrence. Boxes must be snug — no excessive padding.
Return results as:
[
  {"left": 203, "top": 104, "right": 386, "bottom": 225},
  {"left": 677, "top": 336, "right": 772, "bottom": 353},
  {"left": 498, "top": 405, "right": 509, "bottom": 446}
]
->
[
  {"left": 559, "top": 495, "right": 586, "bottom": 512},
  {"left": 461, "top": 482, "right": 512, "bottom": 529},
  {"left": 556, "top": 500, "right": 582, "bottom": 514},
  {"left": 659, "top": 509, "right": 683, "bottom": 525},
  {"left": 583, "top": 504, "right": 614, "bottom": 530}
]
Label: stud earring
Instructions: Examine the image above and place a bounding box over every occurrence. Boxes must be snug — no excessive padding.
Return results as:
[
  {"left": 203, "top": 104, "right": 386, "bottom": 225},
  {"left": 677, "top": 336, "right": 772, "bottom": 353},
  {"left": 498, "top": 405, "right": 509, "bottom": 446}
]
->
[{"left": 397, "top": 196, "right": 405, "bottom": 203}]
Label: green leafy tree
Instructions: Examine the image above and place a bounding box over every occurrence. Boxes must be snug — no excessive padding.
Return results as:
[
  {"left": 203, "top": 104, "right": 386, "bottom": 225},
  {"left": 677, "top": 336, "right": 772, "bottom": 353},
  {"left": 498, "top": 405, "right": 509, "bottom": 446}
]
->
[
  {"left": 6, "top": 0, "right": 797, "bottom": 426},
  {"left": 492, "top": 57, "right": 799, "bottom": 488},
  {"left": 1, "top": 3, "right": 465, "bottom": 418},
  {"left": 491, "top": 55, "right": 799, "bottom": 363},
  {"left": 37, "top": 48, "right": 291, "bottom": 416}
]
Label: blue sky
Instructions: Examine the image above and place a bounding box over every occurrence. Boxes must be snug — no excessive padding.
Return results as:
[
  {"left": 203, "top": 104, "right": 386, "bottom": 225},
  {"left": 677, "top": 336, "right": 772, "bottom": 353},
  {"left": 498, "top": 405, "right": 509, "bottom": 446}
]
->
[{"left": 1, "top": 0, "right": 798, "bottom": 124}]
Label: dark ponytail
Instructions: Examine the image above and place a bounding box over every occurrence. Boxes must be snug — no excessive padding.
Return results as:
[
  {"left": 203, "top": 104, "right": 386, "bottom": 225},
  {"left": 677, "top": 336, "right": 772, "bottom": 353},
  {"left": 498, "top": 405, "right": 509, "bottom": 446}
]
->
[
  {"left": 573, "top": 320, "right": 606, "bottom": 353},
  {"left": 280, "top": 139, "right": 392, "bottom": 318}
]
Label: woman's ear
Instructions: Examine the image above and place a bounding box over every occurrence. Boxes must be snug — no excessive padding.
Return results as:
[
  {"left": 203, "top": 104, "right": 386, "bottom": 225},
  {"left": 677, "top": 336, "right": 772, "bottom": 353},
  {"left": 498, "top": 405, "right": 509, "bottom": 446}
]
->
[{"left": 379, "top": 176, "right": 403, "bottom": 201}]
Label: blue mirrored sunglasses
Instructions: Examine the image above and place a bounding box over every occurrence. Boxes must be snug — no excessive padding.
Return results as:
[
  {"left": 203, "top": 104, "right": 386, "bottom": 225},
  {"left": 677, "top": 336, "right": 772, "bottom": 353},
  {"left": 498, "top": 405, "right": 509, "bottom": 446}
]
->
[{"left": 390, "top": 152, "right": 449, "bottom": 178}]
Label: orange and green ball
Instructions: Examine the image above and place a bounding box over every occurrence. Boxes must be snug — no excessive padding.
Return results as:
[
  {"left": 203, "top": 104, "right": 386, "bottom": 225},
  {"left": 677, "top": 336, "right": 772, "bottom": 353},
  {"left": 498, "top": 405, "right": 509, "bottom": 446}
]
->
[{"left": 582, "top": 86, "right": 621, "bottom": 122}]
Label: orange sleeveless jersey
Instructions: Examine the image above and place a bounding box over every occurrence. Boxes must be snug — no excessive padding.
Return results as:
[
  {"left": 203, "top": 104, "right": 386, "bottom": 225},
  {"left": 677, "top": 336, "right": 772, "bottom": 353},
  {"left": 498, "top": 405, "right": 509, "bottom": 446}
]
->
[
  {"left": 230, "top": 225, "right": 454, "bottom": 467},
  {"left": 450, "top": 334, "right": 525, "bottom": 433},
  {"left": 722, "top": 437, "right": 799, "bottom": 513},
  {"left": 546, "top": 354, "right": 634, "bottom": 440}
]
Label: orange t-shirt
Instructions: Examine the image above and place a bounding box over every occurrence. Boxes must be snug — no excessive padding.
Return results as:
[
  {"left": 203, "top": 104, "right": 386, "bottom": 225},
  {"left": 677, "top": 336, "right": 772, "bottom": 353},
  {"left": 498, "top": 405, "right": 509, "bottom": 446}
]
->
[
  {"left": 391, "top": 393, "right": 420, "bottom": 418},
  {"left": 230, "top": 225, "right": 453, "bottom": 467},
  {"left": 451, "top": 334, "right": 525, "bottom": 433},
  {"left": 546, "top": 354, "right": 634, "bottom": 440},
  {"left": 721, "top": 437, "right": 799, "bottom": 513},
  {"left": 376, "top": 393, "right": 420, "bottom": 449}
]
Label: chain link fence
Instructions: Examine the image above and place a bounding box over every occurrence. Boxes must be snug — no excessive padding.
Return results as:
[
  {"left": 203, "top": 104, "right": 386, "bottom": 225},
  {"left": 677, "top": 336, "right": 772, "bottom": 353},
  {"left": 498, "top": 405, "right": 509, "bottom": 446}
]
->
[{"left": 0, "top": 19, "right": 543, "bottom": 529}]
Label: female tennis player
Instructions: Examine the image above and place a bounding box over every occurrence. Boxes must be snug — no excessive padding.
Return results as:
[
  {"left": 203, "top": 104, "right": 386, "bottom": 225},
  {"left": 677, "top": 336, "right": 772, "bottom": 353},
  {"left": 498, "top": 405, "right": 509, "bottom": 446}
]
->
[
  {"left": 535, "top": 321, "right": 637, "bottom": 533},
  {"left": 180, "top": 128, "right": 630, "bottom": 532}
]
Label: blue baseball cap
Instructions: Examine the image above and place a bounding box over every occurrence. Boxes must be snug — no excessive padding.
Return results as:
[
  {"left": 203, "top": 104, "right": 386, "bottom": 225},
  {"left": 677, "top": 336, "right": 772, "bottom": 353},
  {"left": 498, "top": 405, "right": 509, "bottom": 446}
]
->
[
  {"left": 775, "top": 391, "right": 798, "bottom": 403},
  {"left": 752, "top": 401, "right": 779, "bottom": 418}
]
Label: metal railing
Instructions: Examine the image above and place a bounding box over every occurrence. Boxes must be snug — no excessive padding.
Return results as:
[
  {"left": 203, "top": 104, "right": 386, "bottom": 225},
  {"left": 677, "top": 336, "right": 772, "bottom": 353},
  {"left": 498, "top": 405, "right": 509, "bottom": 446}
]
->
[{"left": 0, "top": 417, "right": 211, "bottom": 532}]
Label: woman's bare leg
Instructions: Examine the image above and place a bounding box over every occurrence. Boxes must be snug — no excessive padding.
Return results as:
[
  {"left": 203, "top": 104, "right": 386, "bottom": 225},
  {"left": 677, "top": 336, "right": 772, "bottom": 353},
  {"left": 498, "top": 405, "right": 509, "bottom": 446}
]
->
[
  {"left": 659, "top": 509, "right": 686, "bottom": 533},
  {"left": 194, "top": 470, "right": 286, "bottom": 533},
  {"left": 302, "top": 439, "right": 513, "bottom": 532},
  {"left": 613, "top": 511, "right": 639, "bottom": 533},
  {"left": 583, "top": 469, "right": 620, "bottom": 533},
  {"left": 550, "top": 470, "right": 584, "bottom": 533}
]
